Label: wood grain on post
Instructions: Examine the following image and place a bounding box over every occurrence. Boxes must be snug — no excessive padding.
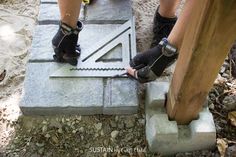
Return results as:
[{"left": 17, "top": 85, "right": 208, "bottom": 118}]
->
[{"left": 167, "top": 0, "right": 236, "bottom": 124}]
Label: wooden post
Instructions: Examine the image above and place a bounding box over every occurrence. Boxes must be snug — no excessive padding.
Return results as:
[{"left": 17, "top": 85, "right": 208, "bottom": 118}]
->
[{"left": 167, "top": 0, "right": 236, "bottom": 124}]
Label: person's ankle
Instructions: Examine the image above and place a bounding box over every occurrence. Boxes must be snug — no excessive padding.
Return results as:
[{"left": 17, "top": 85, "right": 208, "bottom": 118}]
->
[
  {"left": 158, "top": 7, "right": 176, "bottom": 18},
  {"left": 61, "top": 19, "right": 77, "bottom": 29}
]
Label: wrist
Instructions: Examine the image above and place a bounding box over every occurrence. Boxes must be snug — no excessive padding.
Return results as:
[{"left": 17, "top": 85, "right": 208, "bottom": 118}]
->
[{"left": 159, "top": 38, "right": 178, "bottom": 57}]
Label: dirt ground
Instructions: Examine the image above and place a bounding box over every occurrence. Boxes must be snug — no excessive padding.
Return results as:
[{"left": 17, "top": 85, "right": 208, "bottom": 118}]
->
[{"left": 0, "top": 0, "right": 235, "bottom": 156}]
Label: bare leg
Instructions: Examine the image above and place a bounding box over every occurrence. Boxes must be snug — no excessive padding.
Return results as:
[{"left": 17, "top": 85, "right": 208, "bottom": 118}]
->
[
  {"left": 58, "top": 0, "right": 82, "bottom": 28},
  {"left": 168, "top": 0, "right": 195, "bottom": 48},
  {"left": 159, "top": 0, "right": 181, "bottom": 18},
  {"left": 51, "top": 0, "right": 83, "bottom": 66}
]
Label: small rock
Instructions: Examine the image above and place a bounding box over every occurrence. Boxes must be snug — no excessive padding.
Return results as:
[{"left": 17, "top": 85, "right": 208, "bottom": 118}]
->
[
  {"left": 138, "top": 119, "right": 145, "bottom": 125},
  {"left": 118, "top": 122, "right": 124, "bottom": 129},
  {"left": 38, "top": 148, "right": 44, "bottom": 155},
  {"left": 100, "top": 130, "right": 104, "bottom": 136},
  {"left": 103, "top": 139, "right": 109, "bottom": 145},
  {"left": 61, "top": 118, "right": 65, "bottom": 123},
  {"left": 76, "top": 116, "right": 82, "bottom": 121},
  {"left": 111, "top": 130, "right": 119, "bottom": 139},
  {"left": 225, "top": 70, "right": 230, "bottom": 75},
  {"left": 103, "top": 125, "right": 111, "bottom": 135},
  {"left": 42, "top": 125, "right": 47, "bottom": 133},
  {"left": 220, "top": 66, "right": 226, "bottom": 74},
  {"left": 94, "top": 133, "right": 99, "bottom": 138},
  {"left": 42, "top": 120, "right": 48, "bottom": 125},
  {"left": 51, "top": 135, "right": 59, "bottom": 144},
  {"left": 79, "top": 127, "right": 84, "bottom": 132},
  {"left": 222, "top": 73, "right": 230, "bottom": 78},
  {"left": 209, "top": 103, "right": 215, "bottom": 110},
  {"left": 115, "top": 116, "right": 119, "bottom": 122},
  {"left": 72, "top": 130, "right": 77, "bottom": 134},
  {"left": 49, "top": 119, "right": 62, "bottom": 128},
  {"left": 222, "top": 95, "right": 236, "bottom": 111},
  {"left": 81, "top": 135, "right": 84, "bottom": 140},
  {"left": 94, "top": 123, "right": 102, "bottom": 131},
  {"left": 85, "top": 144, "right": 90, "bottom": 149},
  {"left": 36, "top": 143, "right": 45, "bottom": 147},
  {"left": 124, "top": 117, "right": 135, "bottom": 128},
  {"left": 110, "top": 121, "right": 117, "bottom": 128},
  {"left": 45, "top": 133, "right": 50, "bottom": 138},
  {"left": 125, "top": 133, "right": 133, "bottom": 142},
  {"left": 57, "top": 127, "right": 63, "bottom": 134}
]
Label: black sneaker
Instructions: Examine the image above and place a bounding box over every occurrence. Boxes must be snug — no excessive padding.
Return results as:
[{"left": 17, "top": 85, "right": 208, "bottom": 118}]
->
[
  {"left": 150, "top": 5, "right": 177, "bottom": 48},
  {"left": 52, "top": 21, "right": 83, "bottom": 66}
]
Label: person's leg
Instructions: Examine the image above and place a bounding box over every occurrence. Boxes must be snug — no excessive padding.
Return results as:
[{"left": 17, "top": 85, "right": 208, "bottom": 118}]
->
[
  {"left": 159, "top": 0, "right": 181, "bottom": 18},
  {"left": 167, "top": 0, "right": 194, "bottom": 47},
  {"left": 52, "top": 0, "right": 83, "bottom": 66},
  {"left": 58, "top": 0, "right": 82, "bottom": 28},
  {"left": 150, "top": 0, "right": 180, "bottom": 48},
  {"left": 127, "top": 0, "right": 195, "bottom": 82}
]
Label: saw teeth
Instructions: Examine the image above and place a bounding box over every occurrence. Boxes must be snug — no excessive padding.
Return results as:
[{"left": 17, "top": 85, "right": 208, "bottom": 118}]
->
[{"left": 69, "top": 67, "right": 124, "bottom": 71}]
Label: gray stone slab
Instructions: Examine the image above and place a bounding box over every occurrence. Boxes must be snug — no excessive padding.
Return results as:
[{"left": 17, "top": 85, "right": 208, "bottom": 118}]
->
[
  {"left": 103, "top": 78, "right": 138, "bottom": 114},
  {"left": 29, "top": 25, "right": 57, "bottom": 61},
  {"left": 20, "top": 63, "right": 104, "bottom": 115},
  {"left": 38, "top": 4, "right": 84, "bottom": 23},
  {"left": 86, "top": 0, "right": 132, "bottom": 21},
  {"left": 29, "top": 24, "right": 121, "bottom": 61},
  {"left": 20, "top": 63, "right": 139, "bottom": 115}
]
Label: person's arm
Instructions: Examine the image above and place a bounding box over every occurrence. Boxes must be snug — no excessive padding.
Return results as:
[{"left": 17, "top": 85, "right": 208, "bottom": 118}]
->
[{"left": 127, "top": 0, "right": 195, "bottom": 82}]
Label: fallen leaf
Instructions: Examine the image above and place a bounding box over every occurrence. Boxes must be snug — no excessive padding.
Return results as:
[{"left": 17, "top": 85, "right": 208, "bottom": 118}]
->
[
  {"left": 228, "top": 111, "right": 236, "bottom": 127},
  {"left": 217, "top": 138, "right": 228, "bottom": 157}
]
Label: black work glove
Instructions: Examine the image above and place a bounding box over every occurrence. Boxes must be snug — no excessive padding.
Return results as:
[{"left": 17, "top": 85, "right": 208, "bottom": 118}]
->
[{"left": 130, "top": 39, "right": 178, "bottom": 83}]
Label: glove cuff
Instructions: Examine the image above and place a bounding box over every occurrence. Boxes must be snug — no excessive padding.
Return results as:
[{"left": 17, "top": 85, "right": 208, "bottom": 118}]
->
[
  {"left": 60, "top": 20, "right": 83, "bottom": 35},
  {"left": 159, "top": 38, "right": 178, "bottom": 57}
]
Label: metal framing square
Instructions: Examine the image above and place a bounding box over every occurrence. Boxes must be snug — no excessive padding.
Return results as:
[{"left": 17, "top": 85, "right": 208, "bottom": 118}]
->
[{"left": 50, "top": 17, "right": 137, "bottom": 78}]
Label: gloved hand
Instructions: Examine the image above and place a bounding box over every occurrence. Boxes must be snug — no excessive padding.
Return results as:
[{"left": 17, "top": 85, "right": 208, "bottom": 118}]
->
[
  {"left": 52, "top": 21, "right": 83, "bottom": 66},
  {"left": 128, "top": 38, "right": 178, "bottom": 83}
]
